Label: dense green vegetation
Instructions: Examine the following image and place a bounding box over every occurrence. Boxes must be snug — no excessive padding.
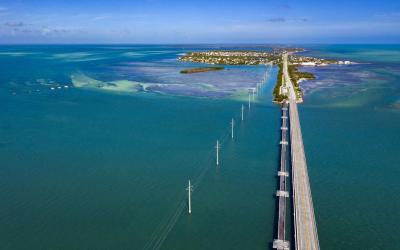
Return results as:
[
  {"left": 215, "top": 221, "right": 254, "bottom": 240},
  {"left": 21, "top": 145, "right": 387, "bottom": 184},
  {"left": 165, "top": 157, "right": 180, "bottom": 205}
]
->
[
  {"left": 272, "top": 63, "right": 315, "bottom": 102},
  {"left": 288, "top": 64, "right": 315, "bottom": 98},
  {"left": 180, "top": 66, "right": 224, "bottom": 74},
  {"left": 273, "top": 63, "right": 287, "bottom": 102},
  {"left": 288, "top": 65, "right": 315, "bottom": 83}
]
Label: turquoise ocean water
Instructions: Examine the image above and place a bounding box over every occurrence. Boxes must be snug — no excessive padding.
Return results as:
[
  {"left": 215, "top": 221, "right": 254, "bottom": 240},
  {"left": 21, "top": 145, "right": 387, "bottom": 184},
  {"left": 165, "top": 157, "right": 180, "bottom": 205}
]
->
[{"left": 0, "top": 45, "right": 399, "bottom": 249}]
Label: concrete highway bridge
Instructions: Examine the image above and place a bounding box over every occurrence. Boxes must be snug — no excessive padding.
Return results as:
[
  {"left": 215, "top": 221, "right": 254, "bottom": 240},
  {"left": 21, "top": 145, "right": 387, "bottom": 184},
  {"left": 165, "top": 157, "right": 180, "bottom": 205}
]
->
[{"left": 273, "top": 53, "right": 319, "bottom": 250}]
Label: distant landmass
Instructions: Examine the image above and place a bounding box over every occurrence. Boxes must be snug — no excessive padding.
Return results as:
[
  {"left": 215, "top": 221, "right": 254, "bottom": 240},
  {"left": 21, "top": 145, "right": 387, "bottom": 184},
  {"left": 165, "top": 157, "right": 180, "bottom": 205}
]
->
[{"left": 180, "top": 66, "right": 224, "bottom": 74}]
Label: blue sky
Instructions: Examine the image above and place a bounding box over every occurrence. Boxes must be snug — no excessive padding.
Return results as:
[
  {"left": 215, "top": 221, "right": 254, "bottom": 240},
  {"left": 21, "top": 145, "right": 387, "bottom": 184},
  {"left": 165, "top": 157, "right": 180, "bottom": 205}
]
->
[{"left": 0, "top": 0, "right": 399, "bottom": 43}]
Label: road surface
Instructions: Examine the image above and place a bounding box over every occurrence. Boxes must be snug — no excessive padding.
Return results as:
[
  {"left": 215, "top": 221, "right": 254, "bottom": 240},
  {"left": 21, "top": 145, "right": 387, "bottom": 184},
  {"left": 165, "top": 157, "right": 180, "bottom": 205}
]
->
[{"left": 283, "top": 53, "right": 320, "bottom": 250}]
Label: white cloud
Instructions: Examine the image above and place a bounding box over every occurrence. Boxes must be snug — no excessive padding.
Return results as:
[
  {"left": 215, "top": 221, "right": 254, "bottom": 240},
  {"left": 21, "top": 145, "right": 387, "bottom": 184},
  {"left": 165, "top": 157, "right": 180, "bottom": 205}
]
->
[
  {"left": 4, "top": 21, "right": 25, "bottom": 27},
  {"left": 91, "top": 15, "right": 112, "bottom": 21},
  {"left": 374, "top": 12, "right": 400, "bottom": 21}
]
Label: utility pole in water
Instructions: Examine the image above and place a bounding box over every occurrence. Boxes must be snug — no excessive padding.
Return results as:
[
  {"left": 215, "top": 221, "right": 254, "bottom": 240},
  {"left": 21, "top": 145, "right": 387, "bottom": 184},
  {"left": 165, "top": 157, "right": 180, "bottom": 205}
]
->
[
  {"left": 231, "top": 118, "right": 235, "bottom": 139},
  {"left": 215, "top": 140, "right": 220, "bottom": 166},
  {"left": 186, "top": 180, "right": 193, "bottom": 214},
  {"left": 248, "top": 91, "right": 251, "bottom": 109},
  {"left": 241, "top": 104, "right": 244, "bottom": 121}
]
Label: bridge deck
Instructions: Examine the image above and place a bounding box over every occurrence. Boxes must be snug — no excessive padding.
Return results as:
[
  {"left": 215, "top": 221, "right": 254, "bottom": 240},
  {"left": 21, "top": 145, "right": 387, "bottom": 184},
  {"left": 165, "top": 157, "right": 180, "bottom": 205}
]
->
[
  {"left": 273, "top": 103, "right": 290, "bottom": 249},
  {"left": 283, "top": 53, "right": 320, "bottom": 250},
  {"left": 289, "top": 99, "right": 319, "bottom": 250}
]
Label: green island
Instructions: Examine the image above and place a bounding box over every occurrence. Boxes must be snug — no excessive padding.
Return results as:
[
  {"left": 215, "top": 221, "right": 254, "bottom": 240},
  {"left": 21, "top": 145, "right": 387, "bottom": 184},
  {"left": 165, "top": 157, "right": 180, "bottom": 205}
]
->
[
  {"left": 272, "top": 63, "right": 316, "bottom": 102},
  {"left": 273, "top": 63, "right": 286, "bottom": 103},
  {"left": 180, "top": 66, "right": 224, "bottom": 74}
]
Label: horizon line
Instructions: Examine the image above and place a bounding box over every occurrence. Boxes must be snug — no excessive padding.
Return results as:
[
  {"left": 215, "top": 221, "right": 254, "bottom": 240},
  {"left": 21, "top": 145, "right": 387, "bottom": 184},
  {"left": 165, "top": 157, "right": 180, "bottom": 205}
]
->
[{"left": 1, "top": 42, "right": 400, "bottom": 46}]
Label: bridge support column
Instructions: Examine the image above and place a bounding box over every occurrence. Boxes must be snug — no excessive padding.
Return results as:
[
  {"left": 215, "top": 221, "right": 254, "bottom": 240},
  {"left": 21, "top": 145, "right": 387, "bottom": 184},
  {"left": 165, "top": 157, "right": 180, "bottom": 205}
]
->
[
  {"left": 278, "top": 171, "right": 289, "bottom": 177},
  {"left": 276, "top": 190, "right": 289, "bottom": 198},
  {"left": 273, "top": 239, "right": 290, "bottom": 250}
]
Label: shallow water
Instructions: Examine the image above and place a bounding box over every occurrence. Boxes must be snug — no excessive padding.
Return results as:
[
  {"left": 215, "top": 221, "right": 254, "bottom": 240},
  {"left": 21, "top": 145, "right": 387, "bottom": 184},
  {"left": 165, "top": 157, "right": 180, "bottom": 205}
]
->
[{"left": 0, "top": 44, "right": 399, "bottom": 249}]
